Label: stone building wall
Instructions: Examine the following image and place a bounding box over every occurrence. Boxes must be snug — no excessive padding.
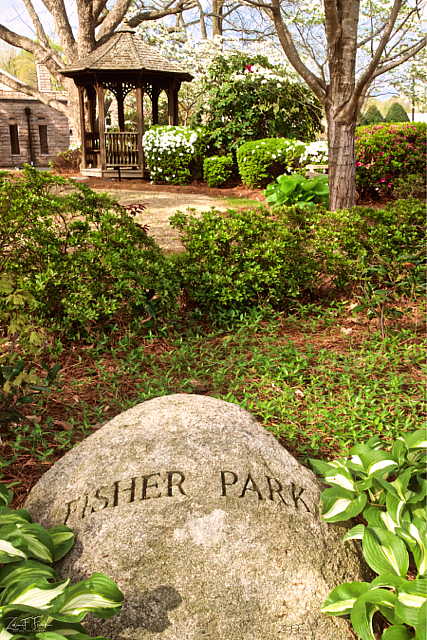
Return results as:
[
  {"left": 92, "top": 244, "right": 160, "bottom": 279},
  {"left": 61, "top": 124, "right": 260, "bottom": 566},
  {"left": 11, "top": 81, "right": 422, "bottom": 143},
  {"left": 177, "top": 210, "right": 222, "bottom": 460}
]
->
[{"left": 0, "top": 92, "right": 70, "bottom": 168}]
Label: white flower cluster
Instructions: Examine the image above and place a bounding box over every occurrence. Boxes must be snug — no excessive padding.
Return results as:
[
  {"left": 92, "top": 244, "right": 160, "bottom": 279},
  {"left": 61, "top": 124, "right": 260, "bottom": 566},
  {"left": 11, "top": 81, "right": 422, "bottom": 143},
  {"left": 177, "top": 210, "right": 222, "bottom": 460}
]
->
[
  {"left": 298, "top": 140, "right": 328, "bottom": 164},
  {"left": 230, "top": 64, "right": 288, "bottom": 86},
  {"left": 142, "top": 126, "right": 204, "bottom": 183},
  {"left": 68, "top": 143, "right": 82, "bottom": 151}
]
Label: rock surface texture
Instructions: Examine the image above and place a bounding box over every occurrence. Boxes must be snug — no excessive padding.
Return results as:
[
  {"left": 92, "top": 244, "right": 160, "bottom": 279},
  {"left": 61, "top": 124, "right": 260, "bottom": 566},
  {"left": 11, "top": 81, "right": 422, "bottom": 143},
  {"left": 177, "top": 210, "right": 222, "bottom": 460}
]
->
[{"left": 26, "top": 395, "right": 370, "bottom": 640}]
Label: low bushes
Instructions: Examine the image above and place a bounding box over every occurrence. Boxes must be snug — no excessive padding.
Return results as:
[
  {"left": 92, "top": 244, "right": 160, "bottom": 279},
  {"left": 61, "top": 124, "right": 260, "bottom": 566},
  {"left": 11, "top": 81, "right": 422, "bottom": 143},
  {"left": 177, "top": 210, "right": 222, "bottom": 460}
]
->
[
  {"left": 1, "top": 167, "right": 180, "bottom": 338},
  {"left": 170, "top": 207, "right": 319, "bottom": 310},
  {"left": 142, "top": 125, "right": 207, "bottom": 185},
  {"left": 50, "top": 145, "right": 82, "bottom": 174},
  {"left": 203, "top": 155, "right": 233, "bottom": 187},
  {"left": 355, "top": 122, "right": 426, "bottom": 197},
  {"left": 171, "top": 198, "right": 425, "bottom": 312},
  {"left": 236, "top": 139, "right": 328, "bottom": 188}
]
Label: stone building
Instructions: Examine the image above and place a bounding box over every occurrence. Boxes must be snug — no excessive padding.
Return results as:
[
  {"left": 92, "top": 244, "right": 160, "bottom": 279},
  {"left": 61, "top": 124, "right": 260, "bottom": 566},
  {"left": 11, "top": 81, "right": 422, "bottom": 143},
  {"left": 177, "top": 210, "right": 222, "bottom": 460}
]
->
[{"left": 0, "top": 64, "right": 73, "bottom": 168}]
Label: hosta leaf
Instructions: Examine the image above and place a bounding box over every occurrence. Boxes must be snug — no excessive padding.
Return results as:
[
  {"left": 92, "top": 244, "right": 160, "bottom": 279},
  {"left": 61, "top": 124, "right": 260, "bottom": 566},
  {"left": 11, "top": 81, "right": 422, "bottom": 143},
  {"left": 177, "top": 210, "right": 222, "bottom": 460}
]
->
[
  {"left": 0, "top": 527, "right": 28, "bottom": 563},
  {"left": 404, "top": 430, "right": 427, "bottom": 450},
  {"left": 321, "top": 582, "right": 370, "bottom": 615},
  {"left": 0, "top": 486, "right": 13, "bottom": 508},
  {"left": 363, "top": 528, "right": 409, "bottom": 577},
  {"left": 324, "top": 469, "right": 356, "bottom": 492},
  {"left": 308, "top": 458, "right": 336, "bottom": 476},
  {"left": 392, "top": 438, "right": 408, "bottom": 465},
  {"left": 417, "top": 599, "right": 426, "bottom": 640},
  {"left": 0, "top": 561, "right": 59, "bottom": 589},
  {"left": 371, "top": 573, "right": 407, "bottom": 590},
  {"left": 40, "top": 620, "right": 87, "bottom": 636},
  {"left": 391, "top": 468, "right": 413, "bottom": 501},
  {"left": 0, "top": 508, "right": 31, "bottom": 527},
  {"left": 16, "top": 525, "right": 55, "bottom": 564},
  {"left": 395, "top": 579, "right": 427, "bottom": 627},
  {"left": 384, "top": 493, "right": 406, "bottom": 530},
  {"left": 1, "top": 605, "right": 54, "bottom": 635},
  {"left": 359, "top": 450, "right": 398, "bottom": 478},
  {"left": 397, "top": 517, "right": 426, "bottom": 576},
  {"left": 0, "top": 578, "right": 70, "bottom": 610},
  {"left": 54, "top": 573, "right": 123, "bottom": 621},
  {"left": 351, "top": 589, "right": 397, "bottom": 639},
  {"left": 382, "top": 625, "right": 416, "bottom": 639},
  {"left": 343, "top": 524, "right": 365, "bottom": 542},
  {"left": 47, "top": 527, "right": 74, "bottom": 563},
  {"left": 321, "top": 487, "right": 366, "bottom": 523}
]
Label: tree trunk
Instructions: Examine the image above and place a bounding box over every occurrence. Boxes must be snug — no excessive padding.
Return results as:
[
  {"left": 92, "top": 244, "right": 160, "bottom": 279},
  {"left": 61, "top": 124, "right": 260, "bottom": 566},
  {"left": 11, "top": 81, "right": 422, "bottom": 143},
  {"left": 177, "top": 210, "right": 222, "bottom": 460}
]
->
[{"left": 326, "top": 112, "right": 357, "bottom": 211}]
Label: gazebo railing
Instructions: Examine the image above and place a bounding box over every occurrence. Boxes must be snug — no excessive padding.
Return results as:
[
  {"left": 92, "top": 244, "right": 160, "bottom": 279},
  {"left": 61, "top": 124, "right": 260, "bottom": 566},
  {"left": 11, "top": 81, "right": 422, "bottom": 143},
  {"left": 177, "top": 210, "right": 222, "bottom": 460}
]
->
[
  {"left": 105, "top": 132, "right": 139, "bottom": 166},
  {"left": 85, "top": 132, "right": 100, "bottom": 167}
]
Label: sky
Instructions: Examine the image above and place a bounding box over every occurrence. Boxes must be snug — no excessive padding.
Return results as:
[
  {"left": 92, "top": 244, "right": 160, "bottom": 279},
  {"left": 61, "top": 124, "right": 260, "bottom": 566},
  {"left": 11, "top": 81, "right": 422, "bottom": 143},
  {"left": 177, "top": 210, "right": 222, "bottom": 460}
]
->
[{"left": 2, "top": 0, "right": 78, "bottom": 39}]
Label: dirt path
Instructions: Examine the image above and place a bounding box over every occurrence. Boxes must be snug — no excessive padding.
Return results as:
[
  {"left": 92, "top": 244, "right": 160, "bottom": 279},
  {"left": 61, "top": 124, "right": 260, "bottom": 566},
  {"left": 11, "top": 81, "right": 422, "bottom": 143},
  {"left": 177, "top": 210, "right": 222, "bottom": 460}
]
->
[{"left": 94, "top": 189, "right": 237, "bottom": 252}]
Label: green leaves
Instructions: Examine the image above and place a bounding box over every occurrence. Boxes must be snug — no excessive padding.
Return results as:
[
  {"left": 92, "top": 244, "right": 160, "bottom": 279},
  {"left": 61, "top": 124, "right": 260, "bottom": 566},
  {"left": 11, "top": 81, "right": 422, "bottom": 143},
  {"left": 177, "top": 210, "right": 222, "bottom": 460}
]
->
[
  {"left": 312, "top": 431, "right": 427, "bottom": 639},
  {"left": 0, "top": 484, "right": 123, "bottom": 640},
  {"left": 263, "top": 173, "right": 329, "bottom": 209}
]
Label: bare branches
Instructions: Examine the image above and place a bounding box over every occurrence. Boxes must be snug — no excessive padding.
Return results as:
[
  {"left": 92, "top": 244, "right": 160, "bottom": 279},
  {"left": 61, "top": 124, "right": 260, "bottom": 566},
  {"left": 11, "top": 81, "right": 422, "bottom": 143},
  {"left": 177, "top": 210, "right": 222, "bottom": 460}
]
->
[
  {"left": 96, "top": 0, "right": 132, "bottom": 40},
  {"left": 0, "top": 24, "right": 63, "bottom": 73},
  {"left": 21, "top": 0, "right": 49, "bottom": 48},
  {"left": 0, "top": 70, "right": 69, "bottom": 116},
  {"left": 371, "top": 36, "right": 427, "bottom": 79}
]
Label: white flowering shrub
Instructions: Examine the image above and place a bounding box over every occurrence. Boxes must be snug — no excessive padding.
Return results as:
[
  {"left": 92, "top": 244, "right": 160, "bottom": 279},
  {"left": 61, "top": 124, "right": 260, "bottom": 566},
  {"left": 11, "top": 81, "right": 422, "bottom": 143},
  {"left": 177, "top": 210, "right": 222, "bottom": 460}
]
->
[
  {"left": 237, "top": 138, "right": 329, "bottom": 188},
  {"left": 142, "top": 125, "right": 208, "bottom": 185},
  {"left": 299, "top": 141, "right": 328, "bottom": 166}
]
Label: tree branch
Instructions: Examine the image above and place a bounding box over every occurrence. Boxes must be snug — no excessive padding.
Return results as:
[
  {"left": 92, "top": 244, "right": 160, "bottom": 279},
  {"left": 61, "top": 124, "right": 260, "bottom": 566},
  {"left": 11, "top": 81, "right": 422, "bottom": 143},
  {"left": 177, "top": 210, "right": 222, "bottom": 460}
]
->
[
  {"left": 0, "top": 24, "right": 63, "bottom": 73},
  {"left": 0, "top": 70, "right": 69, "bottom": 116},
  {"left": 40, "top": 0, "right": 77, "bottom": 60},
  {"left": 21, "top": 0, "right": 50, "bottom": 48},
  {"left": 96, "top": 0, "right": 132, "bottom": 40},
  {"left": 371, "top": 37, "right": 427, "bottom": 79}
]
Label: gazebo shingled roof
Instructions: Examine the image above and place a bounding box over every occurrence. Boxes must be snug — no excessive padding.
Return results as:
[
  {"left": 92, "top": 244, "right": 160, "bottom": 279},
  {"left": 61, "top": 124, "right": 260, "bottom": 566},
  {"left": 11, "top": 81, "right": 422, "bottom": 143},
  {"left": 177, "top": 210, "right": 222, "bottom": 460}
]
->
[{"left": 61, "top": 24, "right": 193, "bottom": 81}]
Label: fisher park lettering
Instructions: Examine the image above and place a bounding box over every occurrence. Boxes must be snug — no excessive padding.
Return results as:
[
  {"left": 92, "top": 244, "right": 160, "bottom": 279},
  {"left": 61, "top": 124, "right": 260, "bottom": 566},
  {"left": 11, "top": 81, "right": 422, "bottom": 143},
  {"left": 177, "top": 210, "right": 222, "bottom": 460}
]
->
[{"left": 64, "top": 470, "right": 312, "bottom": 524}]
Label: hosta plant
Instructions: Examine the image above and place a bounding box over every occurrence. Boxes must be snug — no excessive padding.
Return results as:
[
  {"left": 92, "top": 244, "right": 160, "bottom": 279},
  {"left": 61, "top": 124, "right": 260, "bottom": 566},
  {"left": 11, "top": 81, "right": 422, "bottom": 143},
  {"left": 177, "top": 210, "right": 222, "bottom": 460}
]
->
[
  {"left": 0, "top": 483, "right": 123, "bottom": 640},
  {"left": 309, "top": 430, "right": 426, "bottom": 640},
  {"left": 264, "top": 173, "right": 329, "bottom": 209}
]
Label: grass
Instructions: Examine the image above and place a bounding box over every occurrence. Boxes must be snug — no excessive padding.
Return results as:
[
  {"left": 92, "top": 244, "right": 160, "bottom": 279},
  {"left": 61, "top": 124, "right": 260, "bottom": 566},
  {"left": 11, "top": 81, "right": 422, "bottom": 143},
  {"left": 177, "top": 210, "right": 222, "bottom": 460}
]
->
[
  {"left": 220, "top": 195, "right": 264, "bottom": 208},
  {"left": 2, "top": 296, "right": 425, "bottom": 508}
]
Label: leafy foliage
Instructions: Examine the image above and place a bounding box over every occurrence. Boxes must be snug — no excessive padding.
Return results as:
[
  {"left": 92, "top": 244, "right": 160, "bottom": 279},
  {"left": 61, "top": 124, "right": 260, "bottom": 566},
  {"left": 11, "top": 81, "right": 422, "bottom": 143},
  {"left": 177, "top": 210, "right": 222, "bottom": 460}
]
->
[
  {"left": 365, "top": 105, "right": 385, "bottom": 125},
  {"left": 203, "top": 155, "right": 233, "bottom": 187},
  {"left": 0, "top": 483, "right": 123, "bottom": 640},
  {"left": 171, "top": 198, "right": 425, "bottom": 313},
  {"left": 236, "top": 139, "right": 328, "bottom": 188},
  {"left": 236, "top": 138, "right": 305, "bottom": 188},
  {"left": 170, "top": 207, "right": 318, "bottom": 310},
  {"left": 310, "top": 431, "right": 426, "bottom": 640},
  {"left": 355, "top": 122, "right": 426, "bottom": 196},
  {"left": 50, "top": 147, "right": 82, "bottom": 174},
  {"left": 192, "top": 51, "right": 323, "bottom": 156},
  {"left": 264, "top": 173, "right": 329, "bottom": 209},
  {"left": 0, "top": 167, "right": 180, "bottom": 337},
  {"left": 142, "top": 125, "right": 207, "bottom": 185},
  {"left": 385, "top": 102, "right": 410, "bottom": 123}
]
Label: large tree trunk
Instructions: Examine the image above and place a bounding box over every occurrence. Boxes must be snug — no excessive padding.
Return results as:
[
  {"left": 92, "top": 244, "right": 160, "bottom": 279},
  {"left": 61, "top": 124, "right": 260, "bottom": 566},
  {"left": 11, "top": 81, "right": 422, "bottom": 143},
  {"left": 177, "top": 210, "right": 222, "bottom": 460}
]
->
[{"left": 326, "top": 113, "right": 357, "bottom": 210}]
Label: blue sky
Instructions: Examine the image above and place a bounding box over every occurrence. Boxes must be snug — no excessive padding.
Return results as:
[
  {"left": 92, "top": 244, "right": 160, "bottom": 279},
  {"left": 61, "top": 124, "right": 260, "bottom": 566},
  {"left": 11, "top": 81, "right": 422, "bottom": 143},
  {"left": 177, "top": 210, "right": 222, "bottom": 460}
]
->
[{"left": 3, "top": 0, "right": 77, "bottom": 39}]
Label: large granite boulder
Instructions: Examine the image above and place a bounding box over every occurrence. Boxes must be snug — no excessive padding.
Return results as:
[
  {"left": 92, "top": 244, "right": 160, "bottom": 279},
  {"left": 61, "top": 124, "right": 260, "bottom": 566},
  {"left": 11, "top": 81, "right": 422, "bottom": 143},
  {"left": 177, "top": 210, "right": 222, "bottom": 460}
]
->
[{"left": 26, "top": 395, "right": 371, "bottom": 640}]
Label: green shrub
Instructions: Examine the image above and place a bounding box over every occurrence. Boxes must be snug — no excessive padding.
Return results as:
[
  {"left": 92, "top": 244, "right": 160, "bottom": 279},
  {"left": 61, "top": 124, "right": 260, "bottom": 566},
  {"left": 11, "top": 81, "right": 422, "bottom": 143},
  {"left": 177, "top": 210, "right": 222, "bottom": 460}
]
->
[
  {"left": 170, "top": 198, "right": 425, "bottom": 313},
  {"left": 0, "top": 482, "right": 123, "bottom": 640},
  {"left": 310, "top": 430, "right": 426, "bottom": 640},
  {"left": 192, "top": 51, "right": 323, "bottom": 156},
  {"left": 203, "top": 155, "right": 233, "bottom": 187},
  {"left": 364, "top": 104, "right": 384, "bottom": 124},
  {"left": 237, "top": 139, "right": 328, "bottom": 189},
  {"left": 0, "top": 167, "right": 180, "bottom": 337},
  {"left": 385, "top": 101, "right": 410, "bottom": 123},
  {"left": 170, "top": 207, "right": 319, "bottom": 310},
  {"left": 50, "top": 145, "right": 82, "bottom": 174},
  {"left": 236, "top": 138, "right": 305, "bottom": 188},
  {"left": 142, "top": 125, "right": 207, "bottom": 185},
  {"left": 264, "top": 173, "right": 329, "bottom": 209},
  {"left": 355, "top": 122, "right": 426, "bottom": 196}
]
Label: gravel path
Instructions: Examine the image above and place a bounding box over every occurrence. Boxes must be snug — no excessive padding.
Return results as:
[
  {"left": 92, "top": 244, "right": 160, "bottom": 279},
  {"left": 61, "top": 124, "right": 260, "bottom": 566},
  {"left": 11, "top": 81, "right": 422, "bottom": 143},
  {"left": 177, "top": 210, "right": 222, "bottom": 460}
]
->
[{"left": 93, "top": 189, "right": 230, "bottom": 252}]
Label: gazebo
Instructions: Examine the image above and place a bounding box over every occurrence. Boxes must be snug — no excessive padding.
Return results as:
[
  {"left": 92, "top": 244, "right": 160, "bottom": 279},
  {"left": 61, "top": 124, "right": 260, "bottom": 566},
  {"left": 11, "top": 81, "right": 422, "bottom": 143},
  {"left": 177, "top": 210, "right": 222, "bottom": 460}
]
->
[{"left": 61, "top": 22, "right": 193, "bottom": 178}]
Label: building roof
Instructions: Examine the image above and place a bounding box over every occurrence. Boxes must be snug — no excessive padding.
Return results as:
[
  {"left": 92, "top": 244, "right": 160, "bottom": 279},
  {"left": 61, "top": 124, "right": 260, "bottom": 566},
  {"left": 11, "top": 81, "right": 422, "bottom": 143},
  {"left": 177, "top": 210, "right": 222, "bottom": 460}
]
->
[{"left": 61, "top": 23, "right": 193, "bottom": 82}]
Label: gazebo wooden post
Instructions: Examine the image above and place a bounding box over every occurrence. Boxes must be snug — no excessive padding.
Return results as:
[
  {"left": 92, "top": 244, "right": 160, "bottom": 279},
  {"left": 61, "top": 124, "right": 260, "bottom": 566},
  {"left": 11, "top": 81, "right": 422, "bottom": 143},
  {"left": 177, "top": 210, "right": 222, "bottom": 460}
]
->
[
  {"left": 152, "top": 87, "right": 159, "bottom": 125},
  {"left": 135, "top": 85, "right": 144, "bottom": 171},
  {"left": 168, "top": 80, "right": 179, "bottom": 126},
  {"left": 87, "top": 87, "right": 96, "bottom": 133},
  {"left": 117, "top": 84, "right": 125, "bottom": 132},
  {"left": 78, "top": 86, "right": 87, "bottom": 169},
  {"left": 96, "top": 84, "right": 107, "bottom": 170}
]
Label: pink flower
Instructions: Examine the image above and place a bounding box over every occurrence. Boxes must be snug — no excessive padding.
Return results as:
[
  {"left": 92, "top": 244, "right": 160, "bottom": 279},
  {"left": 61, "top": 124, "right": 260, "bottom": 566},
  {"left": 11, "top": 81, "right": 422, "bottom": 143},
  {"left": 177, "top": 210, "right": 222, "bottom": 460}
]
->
[
  {"left": 381, "top": 177, "right": 386, "bottom": 182},
  {"left": 388, "top": 183, "right": 392, "bottom": 187}
]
